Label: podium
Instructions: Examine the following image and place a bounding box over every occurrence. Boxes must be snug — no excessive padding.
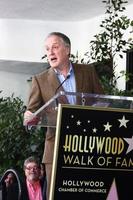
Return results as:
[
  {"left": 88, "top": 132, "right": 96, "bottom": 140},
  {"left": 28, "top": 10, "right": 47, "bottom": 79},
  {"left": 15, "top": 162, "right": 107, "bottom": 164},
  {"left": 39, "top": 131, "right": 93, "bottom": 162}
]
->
[{"left": 27, "top": 91, "right": 133, "bottom": 200}]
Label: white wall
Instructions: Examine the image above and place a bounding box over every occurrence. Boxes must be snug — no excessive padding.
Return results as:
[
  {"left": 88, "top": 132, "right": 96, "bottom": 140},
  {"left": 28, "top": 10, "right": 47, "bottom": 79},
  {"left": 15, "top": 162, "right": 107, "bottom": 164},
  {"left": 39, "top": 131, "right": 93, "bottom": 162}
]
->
[
  {"left": 0, "top": 71, "right": 31, "bottom": 104},
  {"left": 0, "top": 18, "right": 103, "bottom": 62},
  {"left": 0, "top": 4, "right": 133, "bottom": 104}
]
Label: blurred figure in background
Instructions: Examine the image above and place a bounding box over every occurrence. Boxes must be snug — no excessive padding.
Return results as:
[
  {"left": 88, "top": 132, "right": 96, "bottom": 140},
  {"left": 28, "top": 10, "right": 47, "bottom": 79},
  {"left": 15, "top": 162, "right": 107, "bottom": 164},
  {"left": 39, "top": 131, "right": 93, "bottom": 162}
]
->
[
  {"left": 21, "top": 156, "right": 46, "bottom": 200},
  {"left": 4, "top": 172, "right": 16, "bottom": 189},
  {"left": 1, "top": 171, "right": 18, "bottom": 200}
]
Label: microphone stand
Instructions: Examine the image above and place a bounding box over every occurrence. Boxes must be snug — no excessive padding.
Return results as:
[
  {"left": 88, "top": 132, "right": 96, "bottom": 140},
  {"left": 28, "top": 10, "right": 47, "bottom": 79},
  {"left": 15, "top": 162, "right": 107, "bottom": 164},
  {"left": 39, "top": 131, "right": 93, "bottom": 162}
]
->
[{"left": 55, "top": 75, "right": 70, "bottom": 107}]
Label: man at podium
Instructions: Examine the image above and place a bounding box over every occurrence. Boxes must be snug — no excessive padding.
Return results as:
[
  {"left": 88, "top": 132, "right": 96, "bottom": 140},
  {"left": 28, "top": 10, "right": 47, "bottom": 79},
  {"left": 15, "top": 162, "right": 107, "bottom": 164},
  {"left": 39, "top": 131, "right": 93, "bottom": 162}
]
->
[{"left": 24, "top": 32, "right": 104, "bottom": 199}]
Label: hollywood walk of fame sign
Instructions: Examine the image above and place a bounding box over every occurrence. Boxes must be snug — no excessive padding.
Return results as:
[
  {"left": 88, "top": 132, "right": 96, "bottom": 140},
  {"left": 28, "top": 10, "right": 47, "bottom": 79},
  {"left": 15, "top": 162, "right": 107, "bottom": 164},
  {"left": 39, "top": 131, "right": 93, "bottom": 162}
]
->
[{"left": 49, "top": 104, "right": 133, "bottom": 200}]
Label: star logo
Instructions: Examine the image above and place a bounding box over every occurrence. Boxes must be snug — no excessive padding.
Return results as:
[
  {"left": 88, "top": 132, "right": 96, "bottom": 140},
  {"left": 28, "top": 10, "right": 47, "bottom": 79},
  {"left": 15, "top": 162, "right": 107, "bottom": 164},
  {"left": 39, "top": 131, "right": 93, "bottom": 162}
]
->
[
  {"left": 107, "top": 179, "right": 118, "bottom": 200},
  {"left": 92, "top": 128, "right": 97, "bottom": 133},
  {"left": 103, "top": 122, "right": 112, "bottom": 132},
  {"left": 77, "top": 120, "right": 81, "bottom": 126},
  {"left": 124, "top": 136, "right": 133, "bottom": 154},
  {"left": 118, "top": 115, "right": 129, "bottom": 128}
]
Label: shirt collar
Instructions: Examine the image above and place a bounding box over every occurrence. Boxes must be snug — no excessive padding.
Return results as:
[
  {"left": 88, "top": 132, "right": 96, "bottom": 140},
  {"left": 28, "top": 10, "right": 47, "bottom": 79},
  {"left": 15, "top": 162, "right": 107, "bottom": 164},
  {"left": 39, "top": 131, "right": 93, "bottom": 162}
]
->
[
  {"left": 54, "top": 63, "right": 73, "bottom": 77},
  {"left": 26, "top": 179, "right": 40, "bottom": 188}
]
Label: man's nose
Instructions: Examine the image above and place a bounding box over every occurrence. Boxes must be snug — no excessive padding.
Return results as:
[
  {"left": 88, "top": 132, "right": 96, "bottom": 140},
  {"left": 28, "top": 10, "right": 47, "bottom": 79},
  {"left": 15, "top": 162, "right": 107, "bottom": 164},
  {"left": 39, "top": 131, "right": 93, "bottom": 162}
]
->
[{"left": 49, "top": 48, "right": 54, "bottom": 55}]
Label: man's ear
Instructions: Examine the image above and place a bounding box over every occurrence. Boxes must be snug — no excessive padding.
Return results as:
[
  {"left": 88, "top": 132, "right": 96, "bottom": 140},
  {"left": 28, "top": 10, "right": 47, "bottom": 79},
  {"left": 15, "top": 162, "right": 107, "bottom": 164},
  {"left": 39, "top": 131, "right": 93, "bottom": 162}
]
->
[{"left": 66, "top": 46, "right": 71, "bottom": 56}]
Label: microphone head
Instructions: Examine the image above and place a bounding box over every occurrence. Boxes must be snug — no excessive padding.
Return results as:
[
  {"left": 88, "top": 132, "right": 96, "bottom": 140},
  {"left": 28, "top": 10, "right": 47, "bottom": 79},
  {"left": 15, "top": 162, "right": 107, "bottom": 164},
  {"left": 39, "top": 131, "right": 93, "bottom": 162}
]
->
[{"left": 66, "top": 74, "right": 70, "bottom": 79}]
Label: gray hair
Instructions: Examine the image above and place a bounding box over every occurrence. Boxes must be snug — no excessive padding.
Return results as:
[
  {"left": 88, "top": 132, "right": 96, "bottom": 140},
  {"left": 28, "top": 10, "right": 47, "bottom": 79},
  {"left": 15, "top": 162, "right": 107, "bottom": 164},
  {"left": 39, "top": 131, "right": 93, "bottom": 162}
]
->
[
  {"left": 23, "top": 156, "right": 40, "bottom": 169},
  {"left": 46, "top": 32, "right": 71, "bottom": 48}
]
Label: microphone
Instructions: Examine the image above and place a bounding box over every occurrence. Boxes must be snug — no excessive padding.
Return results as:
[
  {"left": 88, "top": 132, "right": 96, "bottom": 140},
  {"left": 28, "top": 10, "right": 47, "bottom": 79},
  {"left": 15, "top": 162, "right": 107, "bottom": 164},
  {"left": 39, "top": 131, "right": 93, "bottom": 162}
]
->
[
  {"left": 41, "top": 54, "right": 47, "bottom": 60},
  {"left": 55, "top": 74, "right": 70, "bottom": 95},
  {"left": 55, "top": 74, "right": 70, "bottom": 107}
]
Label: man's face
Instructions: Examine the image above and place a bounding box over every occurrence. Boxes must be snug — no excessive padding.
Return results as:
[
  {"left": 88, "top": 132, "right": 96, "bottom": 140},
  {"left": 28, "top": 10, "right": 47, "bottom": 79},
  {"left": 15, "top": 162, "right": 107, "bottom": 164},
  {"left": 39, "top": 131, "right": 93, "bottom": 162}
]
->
[
  {"left": 24, "top": 162, "right": 41, "bottom": 182},
  {"left": 45, "top": 35, "right": 70, "bottom": 69}
]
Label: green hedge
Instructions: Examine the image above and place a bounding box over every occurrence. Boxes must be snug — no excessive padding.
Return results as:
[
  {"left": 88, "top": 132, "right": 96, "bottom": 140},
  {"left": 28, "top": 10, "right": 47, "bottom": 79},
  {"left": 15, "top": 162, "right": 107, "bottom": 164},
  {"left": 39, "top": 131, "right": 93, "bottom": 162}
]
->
[{"left": 0, "top": 93, "right": 45, "bottom": 175}]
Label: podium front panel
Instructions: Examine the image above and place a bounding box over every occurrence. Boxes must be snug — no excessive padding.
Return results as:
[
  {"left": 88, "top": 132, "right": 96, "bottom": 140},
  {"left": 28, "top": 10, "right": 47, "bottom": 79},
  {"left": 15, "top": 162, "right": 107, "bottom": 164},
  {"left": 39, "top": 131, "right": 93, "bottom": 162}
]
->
[{"left": 49, "top": 104, "right": 133, "bottom": 200}]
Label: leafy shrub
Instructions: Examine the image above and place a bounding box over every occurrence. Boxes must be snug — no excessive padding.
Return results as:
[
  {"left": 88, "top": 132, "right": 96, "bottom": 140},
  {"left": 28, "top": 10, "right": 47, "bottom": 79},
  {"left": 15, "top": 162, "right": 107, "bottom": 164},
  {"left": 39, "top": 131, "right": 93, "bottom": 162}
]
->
[{"left": 0, "top": 93, "right": 45, "bottom": 175}]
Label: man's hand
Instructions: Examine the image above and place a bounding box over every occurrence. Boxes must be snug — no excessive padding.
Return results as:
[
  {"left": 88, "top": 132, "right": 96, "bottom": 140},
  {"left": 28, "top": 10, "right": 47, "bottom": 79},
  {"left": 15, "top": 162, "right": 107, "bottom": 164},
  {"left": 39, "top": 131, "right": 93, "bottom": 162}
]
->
[{"left": 23, "top": 110, "right": 39, "bottom": 126}]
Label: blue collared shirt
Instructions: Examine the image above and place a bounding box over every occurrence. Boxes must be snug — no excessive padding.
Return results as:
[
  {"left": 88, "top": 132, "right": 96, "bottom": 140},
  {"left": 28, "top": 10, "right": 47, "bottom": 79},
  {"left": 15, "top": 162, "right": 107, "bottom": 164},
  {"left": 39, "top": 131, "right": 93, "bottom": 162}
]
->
[{"left": 55, "top": 63, "right": 76, "bottom": 104}]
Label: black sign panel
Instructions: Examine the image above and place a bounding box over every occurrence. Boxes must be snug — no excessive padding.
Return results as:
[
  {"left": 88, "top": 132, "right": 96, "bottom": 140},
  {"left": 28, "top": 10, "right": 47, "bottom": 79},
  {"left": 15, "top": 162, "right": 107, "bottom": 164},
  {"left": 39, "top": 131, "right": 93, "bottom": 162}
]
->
[{"left": 50, "top": 105, "right": 133, "bottom": 200}]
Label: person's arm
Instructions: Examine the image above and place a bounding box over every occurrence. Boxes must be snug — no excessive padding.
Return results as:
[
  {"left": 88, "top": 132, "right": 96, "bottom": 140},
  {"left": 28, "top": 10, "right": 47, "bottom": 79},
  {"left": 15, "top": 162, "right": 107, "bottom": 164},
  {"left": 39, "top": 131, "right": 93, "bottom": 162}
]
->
[
  {"left": 27, "top": 76, "right": 44, "bottom": 111},
  {"left": 23, "top": 110, "right": 39, "bottom": 126},
  {"left": 23, "top": 76, "right": 43, "bottom": 126}
]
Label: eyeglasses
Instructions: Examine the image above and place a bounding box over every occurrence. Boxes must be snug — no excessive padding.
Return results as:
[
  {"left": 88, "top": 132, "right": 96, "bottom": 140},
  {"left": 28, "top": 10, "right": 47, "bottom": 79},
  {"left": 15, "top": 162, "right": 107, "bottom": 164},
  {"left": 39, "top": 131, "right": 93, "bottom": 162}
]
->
[{"left": 25, "top": 166, "right": 39, "bottom": 171}]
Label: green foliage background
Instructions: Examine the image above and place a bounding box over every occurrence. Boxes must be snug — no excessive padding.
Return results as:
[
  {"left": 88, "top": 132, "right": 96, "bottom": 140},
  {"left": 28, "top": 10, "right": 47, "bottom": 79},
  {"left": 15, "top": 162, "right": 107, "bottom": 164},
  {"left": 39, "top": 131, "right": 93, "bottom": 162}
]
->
[{"left": 0, "top": 93, "right": 45, "bottom": 175}]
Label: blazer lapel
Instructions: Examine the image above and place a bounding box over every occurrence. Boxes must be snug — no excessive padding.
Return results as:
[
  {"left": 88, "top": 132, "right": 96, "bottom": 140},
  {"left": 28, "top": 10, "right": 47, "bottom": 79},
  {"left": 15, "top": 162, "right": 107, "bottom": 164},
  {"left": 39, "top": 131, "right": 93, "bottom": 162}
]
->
[
  {"left": 48, "top": 68, "right": 69, "bottom": 104},
  {"left": 73, "top": 63, "right": 83, "bottom": 92}
]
